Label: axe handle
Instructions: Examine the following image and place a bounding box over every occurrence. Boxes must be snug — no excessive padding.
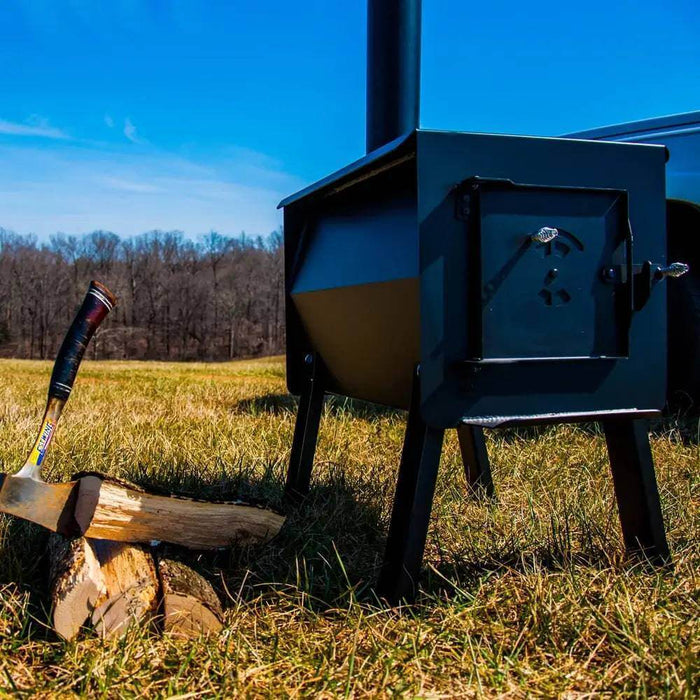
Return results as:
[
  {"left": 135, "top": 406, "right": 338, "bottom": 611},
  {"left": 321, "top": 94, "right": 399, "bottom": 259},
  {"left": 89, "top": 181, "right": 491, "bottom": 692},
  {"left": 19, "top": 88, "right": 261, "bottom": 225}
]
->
[
  {"left": 49, "top": 280, "right": 117, "bottom": 402},
  {"left": 18, "top": 281, "right": 116, "bottom": 478}
]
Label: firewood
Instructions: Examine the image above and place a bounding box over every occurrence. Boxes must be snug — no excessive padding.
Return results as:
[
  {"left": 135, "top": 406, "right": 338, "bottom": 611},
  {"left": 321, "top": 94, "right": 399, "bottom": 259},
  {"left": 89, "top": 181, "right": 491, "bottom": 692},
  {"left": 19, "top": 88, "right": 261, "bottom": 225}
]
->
[
  {"left": 48, "top": 534, "right": 105, "bottom": 641},
  {"left": 76, "top": 474, "right": 286, "bottom": 549},
  {"left": 90, "top": 540, "right": 159, "bottom": 638},
  {"left": 156, "top": 556, "right": 224, "bottom": 638}
]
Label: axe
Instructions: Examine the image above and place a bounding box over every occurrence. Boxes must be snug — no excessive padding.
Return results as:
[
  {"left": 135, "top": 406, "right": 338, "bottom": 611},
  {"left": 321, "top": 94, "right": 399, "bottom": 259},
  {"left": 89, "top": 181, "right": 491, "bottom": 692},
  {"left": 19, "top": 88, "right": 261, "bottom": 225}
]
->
[{"left": 0, "top": 282, "right": 284, "bottom": 548}]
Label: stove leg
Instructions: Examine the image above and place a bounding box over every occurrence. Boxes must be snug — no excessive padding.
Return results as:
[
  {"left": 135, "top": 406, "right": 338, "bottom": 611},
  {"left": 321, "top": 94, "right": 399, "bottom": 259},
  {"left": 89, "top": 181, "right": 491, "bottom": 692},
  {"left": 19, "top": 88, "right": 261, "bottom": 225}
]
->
[
  {"left": 285, "top": 354, "right": 325, "bottom": 501},
  {"left": 457, "top": 424, "right": 494, "bottom": 497},
  {"left": 377, "top": 370, "right": 444, "bottom": 604},
  {"left": 603, "top": 417, "right": 670, "bottom": 564}
]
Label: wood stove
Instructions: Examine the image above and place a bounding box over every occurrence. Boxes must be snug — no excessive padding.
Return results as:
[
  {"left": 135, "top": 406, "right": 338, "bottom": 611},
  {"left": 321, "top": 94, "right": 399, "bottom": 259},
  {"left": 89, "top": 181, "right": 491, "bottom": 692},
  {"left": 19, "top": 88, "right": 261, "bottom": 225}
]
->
[{"left": 280, "top": 0, "right": 681, "bottom": 603}]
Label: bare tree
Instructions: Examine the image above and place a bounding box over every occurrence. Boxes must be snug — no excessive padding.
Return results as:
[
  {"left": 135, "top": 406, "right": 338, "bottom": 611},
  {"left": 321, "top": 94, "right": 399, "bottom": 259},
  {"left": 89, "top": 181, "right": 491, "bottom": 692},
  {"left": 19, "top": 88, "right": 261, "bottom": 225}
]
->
[{"left": 0, "top": 228, "right": 286, "bottom": 361}]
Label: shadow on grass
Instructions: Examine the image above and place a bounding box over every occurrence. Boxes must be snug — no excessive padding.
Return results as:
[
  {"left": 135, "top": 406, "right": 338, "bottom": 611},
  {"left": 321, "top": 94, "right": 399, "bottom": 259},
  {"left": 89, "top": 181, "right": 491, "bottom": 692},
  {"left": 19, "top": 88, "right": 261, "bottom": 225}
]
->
[
  {"left": 423, "top": 543, "right": 620, "bottom": 601},
  {"left": 119, "top": 459, "right": 287, "bottom": 511},
  {"left": 232, "top": 392, "right": 403, "bottom": 421},
  {"left": 185, "top": 471, "right": 389, "bottom": 610},
  {"left": 174, "top": 468, "right": 646, "bottom": 612}
]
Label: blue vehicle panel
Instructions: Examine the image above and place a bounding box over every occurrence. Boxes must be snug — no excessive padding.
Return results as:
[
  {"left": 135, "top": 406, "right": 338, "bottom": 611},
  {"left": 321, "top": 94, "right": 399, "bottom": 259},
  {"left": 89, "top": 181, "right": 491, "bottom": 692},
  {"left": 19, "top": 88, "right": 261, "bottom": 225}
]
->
[{"left": 567, "top": 111, "right": 700, "bottom": 206}]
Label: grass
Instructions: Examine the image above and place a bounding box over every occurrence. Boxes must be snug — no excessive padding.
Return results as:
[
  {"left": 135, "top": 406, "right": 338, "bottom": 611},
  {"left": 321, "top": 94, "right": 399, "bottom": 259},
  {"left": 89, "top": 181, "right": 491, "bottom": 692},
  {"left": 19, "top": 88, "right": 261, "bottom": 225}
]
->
[{"left": 0, "top": 356, "right": 697, "bottom": 698}]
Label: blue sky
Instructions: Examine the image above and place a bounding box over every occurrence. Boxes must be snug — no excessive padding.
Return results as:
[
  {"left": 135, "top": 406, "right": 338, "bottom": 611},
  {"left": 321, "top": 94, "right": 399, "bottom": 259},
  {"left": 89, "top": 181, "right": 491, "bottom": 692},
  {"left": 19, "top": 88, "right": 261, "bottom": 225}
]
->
[{"left": 1, "top": 0, "right": 698, "bottom": 239}]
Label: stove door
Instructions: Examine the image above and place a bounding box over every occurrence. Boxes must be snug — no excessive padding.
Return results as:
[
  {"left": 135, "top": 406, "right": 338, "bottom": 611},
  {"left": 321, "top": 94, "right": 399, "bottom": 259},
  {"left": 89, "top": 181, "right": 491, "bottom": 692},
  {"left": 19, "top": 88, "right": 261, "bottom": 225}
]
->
[{"left": 466, "top": 180, "right": 632, "bottom": 362}]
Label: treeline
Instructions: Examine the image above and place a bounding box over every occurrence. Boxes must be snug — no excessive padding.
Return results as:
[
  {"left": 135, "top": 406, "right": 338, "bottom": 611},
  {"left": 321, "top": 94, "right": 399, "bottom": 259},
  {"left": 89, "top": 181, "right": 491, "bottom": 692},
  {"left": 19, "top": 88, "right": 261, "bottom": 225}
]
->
[{"left": 0, "top": 228, "right": 285, "bottom": 361}]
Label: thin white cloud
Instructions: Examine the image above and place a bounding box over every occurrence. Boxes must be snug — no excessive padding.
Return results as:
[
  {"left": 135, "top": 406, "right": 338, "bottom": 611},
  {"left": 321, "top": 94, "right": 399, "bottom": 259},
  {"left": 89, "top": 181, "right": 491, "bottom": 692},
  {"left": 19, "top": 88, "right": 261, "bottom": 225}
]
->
[
  {"left": 102, "top": 177, "right": 163, "bottom": 194},
  {"left": 123, "top": 117, "right": 145, "bottom": 144},
  {"left": 0, "top": 142, "right": 302, "bottom": 238},
  {"left": 0, "top": 117, "right": 69, "bottom": 140},
  {"left": 104, "top": 114, "right": 115, "bottom": 128}
]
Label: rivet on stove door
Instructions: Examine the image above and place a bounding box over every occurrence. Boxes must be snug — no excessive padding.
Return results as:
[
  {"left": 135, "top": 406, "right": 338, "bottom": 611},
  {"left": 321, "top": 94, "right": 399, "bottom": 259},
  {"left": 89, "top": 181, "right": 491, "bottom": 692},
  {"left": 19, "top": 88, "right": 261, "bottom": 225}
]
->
[
  {"left": 602, "top": 267, "right": 617, "bottom": 282},
  {"left": 531, "top": 227, "right": 559, "bottom": 244}
]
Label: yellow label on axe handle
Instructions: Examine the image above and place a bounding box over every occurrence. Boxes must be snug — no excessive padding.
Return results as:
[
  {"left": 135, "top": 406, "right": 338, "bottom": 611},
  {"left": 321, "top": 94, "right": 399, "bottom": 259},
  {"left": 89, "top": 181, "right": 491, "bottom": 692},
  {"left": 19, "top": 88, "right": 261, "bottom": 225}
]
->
[{"left": 28, "top": 418, "right": 56, "bottom": 467}]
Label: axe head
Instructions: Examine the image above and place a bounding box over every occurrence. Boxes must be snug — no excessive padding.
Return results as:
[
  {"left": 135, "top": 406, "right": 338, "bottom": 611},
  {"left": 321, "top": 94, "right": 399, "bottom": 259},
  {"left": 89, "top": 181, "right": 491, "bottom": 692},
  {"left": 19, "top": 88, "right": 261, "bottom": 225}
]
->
[{"left": 0, "top": 474, "right": 99, "bottom": 536}]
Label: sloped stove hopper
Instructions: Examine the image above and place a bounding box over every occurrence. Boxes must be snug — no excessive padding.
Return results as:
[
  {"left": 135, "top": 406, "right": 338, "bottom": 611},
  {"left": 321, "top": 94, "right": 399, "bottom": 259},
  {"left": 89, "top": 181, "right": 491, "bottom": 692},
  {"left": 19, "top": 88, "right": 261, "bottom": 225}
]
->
[{"left": 280, "top": 0, "right": 685, "bottom": 603}]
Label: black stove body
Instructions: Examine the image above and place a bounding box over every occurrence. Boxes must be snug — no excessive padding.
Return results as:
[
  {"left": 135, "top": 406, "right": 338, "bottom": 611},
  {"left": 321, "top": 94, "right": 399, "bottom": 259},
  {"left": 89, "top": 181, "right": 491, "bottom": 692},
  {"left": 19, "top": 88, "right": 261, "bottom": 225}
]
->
[
  {"left": 280, "top": 0, "right": 674, "bottom": 603},
  {"left": 283, "top": 130, "right": 668, "bottom": 426}
]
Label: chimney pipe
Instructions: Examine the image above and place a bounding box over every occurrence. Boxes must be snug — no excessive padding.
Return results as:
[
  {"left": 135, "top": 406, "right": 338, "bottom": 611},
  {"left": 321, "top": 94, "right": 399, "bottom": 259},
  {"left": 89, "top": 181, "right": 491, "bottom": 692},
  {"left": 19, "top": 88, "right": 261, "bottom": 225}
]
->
[{"left": 366, "top": 0, "right": 421, "bottom": 153}]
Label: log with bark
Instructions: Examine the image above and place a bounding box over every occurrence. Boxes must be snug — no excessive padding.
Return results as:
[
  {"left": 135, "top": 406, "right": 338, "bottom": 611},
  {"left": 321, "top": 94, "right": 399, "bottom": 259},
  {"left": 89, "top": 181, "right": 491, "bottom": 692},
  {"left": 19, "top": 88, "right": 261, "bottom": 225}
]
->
[
  {"left": 157, "top": 556, "right": 224, "bottom": 637},
  {"left": 47, "top": 536, "right": 227, "bottom": 640}
]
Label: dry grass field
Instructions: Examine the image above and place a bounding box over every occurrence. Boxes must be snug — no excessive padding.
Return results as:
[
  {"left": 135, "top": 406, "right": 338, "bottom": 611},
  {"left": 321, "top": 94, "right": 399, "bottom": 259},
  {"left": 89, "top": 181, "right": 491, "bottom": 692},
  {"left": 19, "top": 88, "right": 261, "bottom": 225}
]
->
[{"left": 0, "top": 357, "right": 697, "bottom": 697}]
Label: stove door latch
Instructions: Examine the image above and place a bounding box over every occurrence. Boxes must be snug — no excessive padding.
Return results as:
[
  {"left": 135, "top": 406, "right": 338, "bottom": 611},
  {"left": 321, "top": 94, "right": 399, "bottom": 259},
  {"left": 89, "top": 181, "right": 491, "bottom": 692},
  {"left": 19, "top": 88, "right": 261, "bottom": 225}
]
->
[
  {"left": 602, "top": 261, "right": 690, "bottom": 311},
  {"left": 655, "top": 262, "right": 691, "bottom": 279}
]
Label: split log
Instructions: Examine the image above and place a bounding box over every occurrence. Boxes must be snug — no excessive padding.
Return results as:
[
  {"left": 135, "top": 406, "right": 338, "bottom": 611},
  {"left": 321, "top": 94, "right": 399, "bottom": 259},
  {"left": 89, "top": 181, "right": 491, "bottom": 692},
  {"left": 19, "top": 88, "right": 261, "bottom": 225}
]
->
[
  {"left": 76, "top": 474, "right": 286, "bottom": 549},
  {"left": 90, "top": 540, "right": 159, "bottom": 639},
  {"left": 48, "top": 536, "right": 226, "bottom": 640},
  {"left": 157, "top": 557, "right": 224, "bottom": 637},
  {"left": 48, "top": 534, "right": 105, "bottom": 641}
]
